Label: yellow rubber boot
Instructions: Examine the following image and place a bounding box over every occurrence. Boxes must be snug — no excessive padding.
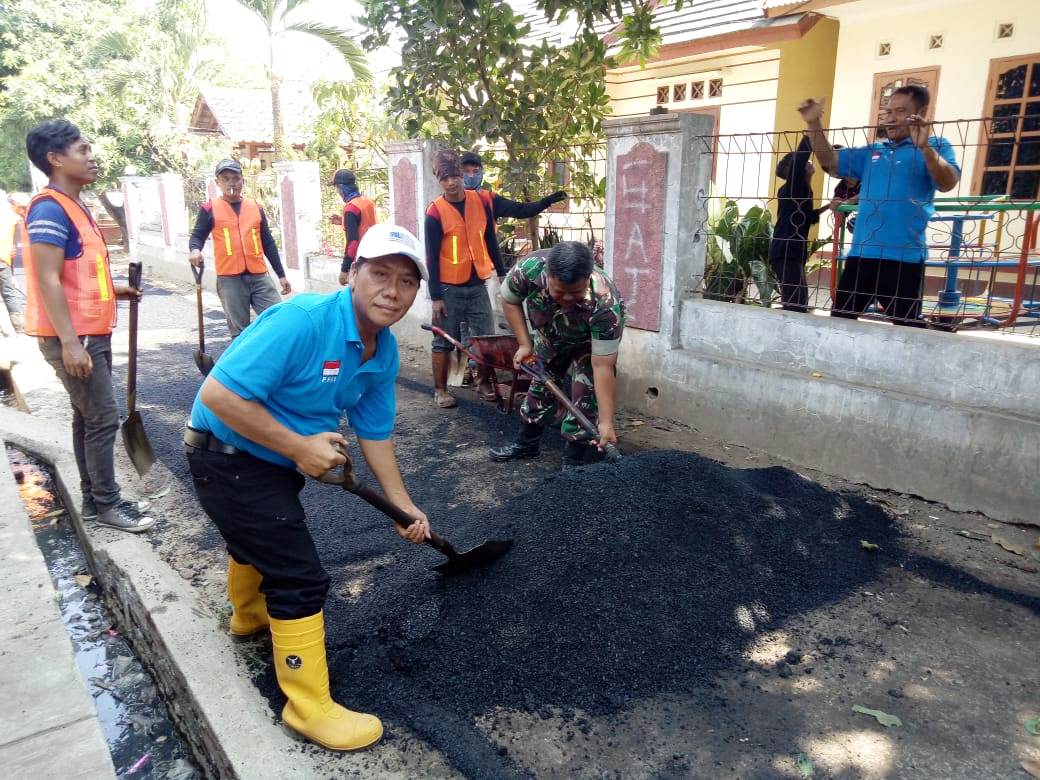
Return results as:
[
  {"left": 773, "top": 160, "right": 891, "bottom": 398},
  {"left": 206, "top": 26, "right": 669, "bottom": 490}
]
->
[
  {"left": 270, "top": 612, "right": 383, "bottom": 751},
  {"left": 227, "top": 557, "right": 269, "bottom": 637}
]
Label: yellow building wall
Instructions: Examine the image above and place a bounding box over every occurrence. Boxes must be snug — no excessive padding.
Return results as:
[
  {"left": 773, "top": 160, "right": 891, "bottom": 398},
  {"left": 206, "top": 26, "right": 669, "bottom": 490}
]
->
[{"left": 771, "top": 17, "right": 840, "bottom": 222}]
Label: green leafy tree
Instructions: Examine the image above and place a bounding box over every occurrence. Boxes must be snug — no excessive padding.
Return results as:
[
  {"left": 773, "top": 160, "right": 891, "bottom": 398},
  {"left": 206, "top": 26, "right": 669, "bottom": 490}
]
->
[
  {"left": 359, "top": 0, "right": 684, "bottom": 246},
  {"left": 228, "top": 0, "right": 373, "bottom": 158},
  {"left": 0, "top": 0, "right": 228, "bottom": 245}
]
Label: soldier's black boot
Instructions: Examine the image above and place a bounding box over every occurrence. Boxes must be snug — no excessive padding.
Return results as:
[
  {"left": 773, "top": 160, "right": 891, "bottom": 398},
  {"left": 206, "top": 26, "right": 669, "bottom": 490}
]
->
[
  {"left": 560, "top": 440, "right": 592, "bottom": 471},
  {"left": 489, "top": 423, "right": 544, "bottom": 462}
]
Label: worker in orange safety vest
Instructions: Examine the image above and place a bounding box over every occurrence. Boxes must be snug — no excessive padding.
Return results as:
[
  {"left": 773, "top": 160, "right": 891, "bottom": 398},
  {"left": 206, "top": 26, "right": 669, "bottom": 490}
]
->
[
  {"left": 188, "top": 159, "right": 291, "bottom": 338},
  {"left": 331, "top": 169, "right": 377, "bottom": 286},
  {"left": 23, "top": 118, "right": 155, "bottom": 533}
]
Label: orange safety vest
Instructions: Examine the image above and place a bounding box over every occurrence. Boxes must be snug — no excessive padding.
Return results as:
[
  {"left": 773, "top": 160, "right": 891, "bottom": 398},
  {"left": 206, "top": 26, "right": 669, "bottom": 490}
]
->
[
  {"left": 344, "top": 195, "right": 378, "bottom": 241},
  {"left": 433, "top": 190, "right": 493, "bottom": 285},
  {"left": 211, "top": 197, "right": 267, "bottom": 276},
  {"left": 24, "top": 188, "right": 117, "bottom": 337}
]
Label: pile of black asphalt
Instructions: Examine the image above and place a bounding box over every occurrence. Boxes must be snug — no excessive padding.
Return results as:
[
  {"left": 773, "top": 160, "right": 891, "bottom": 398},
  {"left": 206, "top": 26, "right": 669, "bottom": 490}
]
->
[{"left": 263, "top": 449, "right": 901, "bottom": 778}]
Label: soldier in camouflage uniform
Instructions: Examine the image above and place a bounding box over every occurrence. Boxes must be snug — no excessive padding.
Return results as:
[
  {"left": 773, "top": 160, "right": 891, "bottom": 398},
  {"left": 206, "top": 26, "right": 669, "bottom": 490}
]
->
[{"left": 489, "top": 241, "right": 626, "bottom": 469}]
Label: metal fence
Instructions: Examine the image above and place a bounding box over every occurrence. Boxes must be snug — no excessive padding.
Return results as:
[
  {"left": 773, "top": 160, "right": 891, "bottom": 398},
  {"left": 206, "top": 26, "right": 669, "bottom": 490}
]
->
[
  {"left": 696, "top": 118, "right": 1040, "bottom": 340},
  {"left": 319, "top": 166, "right": 388, "bottom": 258},
  {"left": 476, "top": 143, "right": 608, "bottom": 267}
]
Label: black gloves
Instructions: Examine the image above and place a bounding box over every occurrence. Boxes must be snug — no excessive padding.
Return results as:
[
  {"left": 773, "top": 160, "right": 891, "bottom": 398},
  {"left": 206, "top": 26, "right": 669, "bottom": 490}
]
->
[{"left": 548, "top": 190, "right": 567, "bottom": 204}]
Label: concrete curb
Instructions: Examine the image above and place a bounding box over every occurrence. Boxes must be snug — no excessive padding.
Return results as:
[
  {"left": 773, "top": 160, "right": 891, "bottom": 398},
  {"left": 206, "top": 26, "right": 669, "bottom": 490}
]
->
[
  {"left": 0, "top": 403, "right": 312, "bottom": 779},
  {"left": 0, "top": 442, "right": 116, "bottom": 779}
]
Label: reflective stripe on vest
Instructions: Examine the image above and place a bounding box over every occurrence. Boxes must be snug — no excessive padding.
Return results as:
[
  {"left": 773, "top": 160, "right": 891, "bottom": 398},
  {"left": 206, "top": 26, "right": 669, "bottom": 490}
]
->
[
  {"left": 433, "top": 190, "right": 492, "bottom": 285},
  {"left": 211, "top": 198, "right": 267, "bottom": 275},
  {"left": 23, "top": 188, "right": 117, "bottom": 337}
]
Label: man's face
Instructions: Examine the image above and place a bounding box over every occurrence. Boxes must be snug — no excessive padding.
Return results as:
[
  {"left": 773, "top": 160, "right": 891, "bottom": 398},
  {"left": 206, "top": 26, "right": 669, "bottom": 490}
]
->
[
  {"left": 351, "top": 254, "right": 421, "bottom": 330},
  {"left": 546, "top": 275, "right": 591, "bottom": 310},
  {"left": 439, "top": 174, "right": 464, "bottom": 201},
  {"left": 216, "top": 170, "right": 244, "bottom": 200},
  {"left": 462, "top": 163, "right": 481, "bottom": 178},
  {"left": 881, "top": 93, "right": 920, "bottom": 142},
  {"left": 51, "top": 136, "right": 98, "bottom": 185}
]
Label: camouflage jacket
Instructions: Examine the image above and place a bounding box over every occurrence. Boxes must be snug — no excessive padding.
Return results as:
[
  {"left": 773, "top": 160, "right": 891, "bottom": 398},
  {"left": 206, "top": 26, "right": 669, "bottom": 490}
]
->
[{"left": 501, "top": 255, "right": 626, "bottom": 361}]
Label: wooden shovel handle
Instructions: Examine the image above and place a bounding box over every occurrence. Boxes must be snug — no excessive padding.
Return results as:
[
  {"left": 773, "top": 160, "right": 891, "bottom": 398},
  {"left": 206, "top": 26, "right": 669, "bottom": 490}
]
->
[{"left": 126, "top": 262, "right": 141, "bottom": 413}]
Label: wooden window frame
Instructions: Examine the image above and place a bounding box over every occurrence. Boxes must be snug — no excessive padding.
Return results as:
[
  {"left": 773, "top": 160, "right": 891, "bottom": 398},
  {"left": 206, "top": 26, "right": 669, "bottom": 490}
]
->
[
  {"left": 971, "top": 52, "right": 1040, "bottom": 199},
  {"left": 869, "top": 66, "right": 940, "bottom": 124}
]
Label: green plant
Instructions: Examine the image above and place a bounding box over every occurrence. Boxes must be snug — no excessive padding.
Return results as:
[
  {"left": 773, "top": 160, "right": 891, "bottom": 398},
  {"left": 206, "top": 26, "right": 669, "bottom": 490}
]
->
[
  {"left": 540, "top": 226, "right": 562, "bottom": 249},
  {"left": 703, "top": 199, "right": 774, "bottom": 305}
]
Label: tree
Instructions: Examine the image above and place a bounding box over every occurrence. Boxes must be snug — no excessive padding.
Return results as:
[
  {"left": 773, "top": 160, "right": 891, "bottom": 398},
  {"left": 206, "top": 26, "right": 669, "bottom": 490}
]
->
[
  {"left": 227, "top": 0, "right": 373, "bottom": 158},
  {"left": 359, "top": 0, "right": 683, "bottom": 247},
  {"left": 0, "top": 0, "right": 229, "bottom": 246}
]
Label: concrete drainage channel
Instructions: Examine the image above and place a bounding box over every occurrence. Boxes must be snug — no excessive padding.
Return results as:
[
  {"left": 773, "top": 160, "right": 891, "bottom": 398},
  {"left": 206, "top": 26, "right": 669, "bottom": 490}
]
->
[{"left": 7, "top": 446, "right": 200, "bottom": 778}]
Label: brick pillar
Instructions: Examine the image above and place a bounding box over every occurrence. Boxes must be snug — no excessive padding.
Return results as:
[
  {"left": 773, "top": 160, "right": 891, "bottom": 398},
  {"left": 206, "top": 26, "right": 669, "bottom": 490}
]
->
[
  {"left": 273, "top": 161, "right": 320, "bottom": 287},
  {"left": 603, "top": 112, "right": 714, "bottom": 347},
  {"left": 386, "top": 140, "right": 441, "bottom": 247}
]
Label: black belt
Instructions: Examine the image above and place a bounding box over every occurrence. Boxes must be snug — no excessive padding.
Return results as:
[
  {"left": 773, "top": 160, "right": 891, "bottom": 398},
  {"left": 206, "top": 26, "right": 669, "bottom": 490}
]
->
[{"left": 184, "top": 425, "right": 242, "bottom": 455}]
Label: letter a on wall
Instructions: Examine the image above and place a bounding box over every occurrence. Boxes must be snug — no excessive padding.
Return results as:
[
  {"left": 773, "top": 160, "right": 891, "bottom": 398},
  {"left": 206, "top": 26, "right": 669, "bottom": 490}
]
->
[{"left": 611, "top": 142, "right": 667, "bottom": 331}]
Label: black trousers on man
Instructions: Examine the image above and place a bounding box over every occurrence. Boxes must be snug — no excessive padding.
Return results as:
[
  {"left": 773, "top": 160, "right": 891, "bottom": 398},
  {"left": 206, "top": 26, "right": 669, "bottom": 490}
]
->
[
  {"left": 831, "top": 256, "right": 925, "bottom": 327},
  {"left": 768, "top": 237, "right": 809, "bottom": 313},
  {"left": 186, "top": 446, "right": 329, "bottom": 619}
]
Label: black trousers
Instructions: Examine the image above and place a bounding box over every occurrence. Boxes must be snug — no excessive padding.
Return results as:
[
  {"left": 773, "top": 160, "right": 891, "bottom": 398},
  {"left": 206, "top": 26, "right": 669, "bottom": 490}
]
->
[
  {"left": 187, "top": 447, "right": 330, "bottom": 620},
  {"left": 831, "top": 257, "right": 925, "bottom": 327},
  {"left": 768, "top": 237, "right": 809, "bottom": 313}
]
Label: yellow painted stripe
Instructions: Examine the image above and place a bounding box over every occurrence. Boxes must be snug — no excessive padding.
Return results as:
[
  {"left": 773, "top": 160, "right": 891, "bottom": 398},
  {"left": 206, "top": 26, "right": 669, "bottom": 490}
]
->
[
  {"left": 223, "top": 227, "right": 232, "bottom": 256},
  {"left": 452, "top": 235, "right": 458, "bottom": 265},
  {"left": 251, "top": 228, "right": 260, "bottom": 254},
  {"left": 96, "top": 253, "right": 110, "bottom": 301}
]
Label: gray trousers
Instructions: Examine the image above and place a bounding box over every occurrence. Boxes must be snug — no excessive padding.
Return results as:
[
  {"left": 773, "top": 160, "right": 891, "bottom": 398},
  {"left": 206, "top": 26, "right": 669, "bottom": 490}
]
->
[
  {"left": 0, "top": 264, "right": 25, "bottom": 318},
  {"left": 431, "top": 283, "right": 494, "bottom": 353},
  {"left": 216, "top": 273, "right": 281, "bottom": 338},
  {"left": 39, "top": 335, "right": 122, "bottom": 508}
]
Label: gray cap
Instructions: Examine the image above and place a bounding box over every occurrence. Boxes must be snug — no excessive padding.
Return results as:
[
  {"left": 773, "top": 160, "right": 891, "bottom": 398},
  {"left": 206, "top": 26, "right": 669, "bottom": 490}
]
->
[{"left": 215, "top": 158, "right": 242, "bottom": 175}]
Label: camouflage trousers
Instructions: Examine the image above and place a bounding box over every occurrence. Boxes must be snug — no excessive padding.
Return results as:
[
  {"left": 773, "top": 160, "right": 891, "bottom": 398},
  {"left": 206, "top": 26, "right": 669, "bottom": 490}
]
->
[{"left": 520, "top": 351, "right": 597, "bottom": 442}]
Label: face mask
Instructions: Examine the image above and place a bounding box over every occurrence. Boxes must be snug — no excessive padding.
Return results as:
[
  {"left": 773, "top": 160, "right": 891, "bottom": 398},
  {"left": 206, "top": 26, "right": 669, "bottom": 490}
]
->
[
  {"left": 337, "top": 184, "right": 359, "bottom": 201},
  {"left": 462, "top": 172, "right": 483, "bottom": 190}
]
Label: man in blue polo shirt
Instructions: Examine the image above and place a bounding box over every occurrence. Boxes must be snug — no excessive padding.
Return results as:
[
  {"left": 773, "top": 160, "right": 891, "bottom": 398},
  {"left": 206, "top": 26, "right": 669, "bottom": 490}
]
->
[
  {"left": 800, "top": 85, "right": 960, "bottom": 325},
  {"left": 184, "top": 223, "right": 432, "bottom": 753}
]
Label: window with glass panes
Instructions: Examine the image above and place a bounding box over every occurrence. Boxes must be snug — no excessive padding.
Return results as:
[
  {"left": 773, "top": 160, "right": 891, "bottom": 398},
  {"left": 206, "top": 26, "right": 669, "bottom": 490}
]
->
[{"left": 975, "top": 54, "right": 1040, "bottom": 200}]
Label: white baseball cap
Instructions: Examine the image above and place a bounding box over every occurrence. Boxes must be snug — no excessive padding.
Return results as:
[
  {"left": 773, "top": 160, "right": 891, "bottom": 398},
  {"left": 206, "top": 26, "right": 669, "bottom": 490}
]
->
[{"left": 356, "top": 223, "right": 427, "bottom": 281}]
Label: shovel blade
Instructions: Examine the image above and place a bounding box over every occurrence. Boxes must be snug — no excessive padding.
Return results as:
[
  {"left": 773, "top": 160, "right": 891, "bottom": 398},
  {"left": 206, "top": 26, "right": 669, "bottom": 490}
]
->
[
  {"left": 193, "top": 350, "right": 215, "bottom": 376},
  {"left": 121, "top": 412, "right": 156, "bottom": 477},
  {"left": 432, "top": 539, "right": 513, "bottom": 576}
]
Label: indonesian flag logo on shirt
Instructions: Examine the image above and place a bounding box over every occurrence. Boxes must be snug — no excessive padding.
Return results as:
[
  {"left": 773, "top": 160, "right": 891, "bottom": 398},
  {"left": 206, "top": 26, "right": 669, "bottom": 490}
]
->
[{"left": 322, "top": 360, "right": 341, "bottom": 383}]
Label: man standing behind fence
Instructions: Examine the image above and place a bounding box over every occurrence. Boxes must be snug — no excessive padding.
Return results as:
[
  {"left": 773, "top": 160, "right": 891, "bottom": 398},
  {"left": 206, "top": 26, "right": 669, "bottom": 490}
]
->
[
  {"left": 461, "top": 152, "right": 567, "bottom": 223},
  {"left": 188, "top": 159, "right": 291, "bottom": 338},
  {"left": 332, "top": 169, "right": 377, "bottom": 286},
  {"left": 800, "top": 86, "right": 960, "bottom": 325}
]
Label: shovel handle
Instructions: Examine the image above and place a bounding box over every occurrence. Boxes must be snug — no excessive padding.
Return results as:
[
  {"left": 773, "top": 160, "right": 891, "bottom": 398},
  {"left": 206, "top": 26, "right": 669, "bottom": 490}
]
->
[
  {"left": 349, "top": 481, "right": 458, "bottom": 558},
  {"left": 190, "top": 261, "right": 204, "bottom": 285},
  {"left": 420, "top": 323, "right": 484, "bottom": 365},
  {"left": 318, "top": 443, "right": 458, "bottom": 558},
  {"left": 126, "top": 262, "right": 141, "bottom": 413},
  {"left": 521, "top": 360, "right": 623, "bottom": 461}
]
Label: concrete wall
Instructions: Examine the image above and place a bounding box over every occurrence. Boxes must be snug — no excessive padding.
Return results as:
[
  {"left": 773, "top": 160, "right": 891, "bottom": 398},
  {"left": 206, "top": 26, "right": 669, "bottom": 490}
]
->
[{"left": 617, "top": 299, "right": 1039, "bottom": 523}]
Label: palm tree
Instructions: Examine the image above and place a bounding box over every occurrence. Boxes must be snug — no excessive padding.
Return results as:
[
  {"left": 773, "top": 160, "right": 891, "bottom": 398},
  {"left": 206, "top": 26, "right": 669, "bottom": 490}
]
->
[{"left": 231, "top": 0, "right": 372, "bottom": 158}]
